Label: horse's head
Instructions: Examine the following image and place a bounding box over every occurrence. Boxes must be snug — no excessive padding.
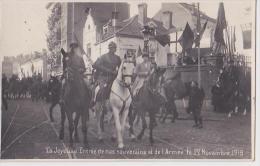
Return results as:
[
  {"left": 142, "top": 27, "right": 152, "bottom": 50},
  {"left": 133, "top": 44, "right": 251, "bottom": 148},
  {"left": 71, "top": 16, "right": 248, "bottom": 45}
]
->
[
  {"left": 147, "top": 66, "right": 166, "bottom": 93},
  {"left": 61, "top": 48, "right": 73, "bottom": 80},
  {"left": 119, "top": 58, "right": 135, "bottom": 87}
]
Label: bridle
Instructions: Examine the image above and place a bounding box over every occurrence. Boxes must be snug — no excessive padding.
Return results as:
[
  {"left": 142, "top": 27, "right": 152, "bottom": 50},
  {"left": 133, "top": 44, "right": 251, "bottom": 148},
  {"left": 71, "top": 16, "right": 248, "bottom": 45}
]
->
[
  {"left": 111, "top": 60, "right": 135, "bottom": 115},
  {"left": 120, "top": 60, "right": 135, "bottom": 87}
]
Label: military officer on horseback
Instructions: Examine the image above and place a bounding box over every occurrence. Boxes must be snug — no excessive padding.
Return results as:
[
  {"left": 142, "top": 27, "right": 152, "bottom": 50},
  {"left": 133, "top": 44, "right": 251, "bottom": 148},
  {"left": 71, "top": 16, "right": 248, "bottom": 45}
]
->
[
  {"left": 60, "top": 43, "right": 86, "bottom": 104},
  {"left": 132, "top": 52, "right": 153, "bottom": 98},
  {"left": 92, "top": 41, "right": 121, "bottom": 104}
]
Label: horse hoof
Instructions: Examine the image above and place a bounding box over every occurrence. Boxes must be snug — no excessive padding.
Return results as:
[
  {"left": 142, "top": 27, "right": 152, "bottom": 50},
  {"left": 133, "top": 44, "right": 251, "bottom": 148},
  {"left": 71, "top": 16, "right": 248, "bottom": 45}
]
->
[
  {"left": 98, "top": 138, "right": 104, "bottom": 143},
  {"left": 118, "top": 143, "right": 124, "bottom": 149},
  {"left": 130, "top": 134, "right": 136, "bottom": 142},
  {"left": 84, "top": 143, "right": 90, "bottom": 149},
  {"left": 111, "top": 137, "right": 116, "bottom": 142},
  {"left": 69, "top": 144, "right": 74, "bottom": 149},
  {"left": 137, "top": 135, "right": 142, "bottom": 140},
  {"left": 131, "top": 137, "right": 137, "bottom": 142},
  {"left": 59, "top": 134, "right": 64, "bottom": 140},
  {"left": 74, "top": 137, "right": 79, "bottom": 143}
]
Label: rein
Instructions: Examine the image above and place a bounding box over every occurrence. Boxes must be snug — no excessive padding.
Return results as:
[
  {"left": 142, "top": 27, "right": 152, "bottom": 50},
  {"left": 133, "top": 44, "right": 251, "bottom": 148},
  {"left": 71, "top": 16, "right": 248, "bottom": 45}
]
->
[{"left": 111, "top": 87, "right": 131, "bottom": 116}]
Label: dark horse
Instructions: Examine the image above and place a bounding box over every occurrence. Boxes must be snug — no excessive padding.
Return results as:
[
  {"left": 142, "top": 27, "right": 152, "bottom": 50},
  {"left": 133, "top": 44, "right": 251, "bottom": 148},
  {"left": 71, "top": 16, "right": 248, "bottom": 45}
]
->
[
  {"left": 159, "top": 71, "right": 188, "bottom": 123},
  {"left": 59, "top": 49, "right": 92, "bottom": 148},
  {"left": 47, "top": 76, "right": 61, "bottom": 122},
  {"left": 129, "top": 67, "right": 166, "bottom": 145}
]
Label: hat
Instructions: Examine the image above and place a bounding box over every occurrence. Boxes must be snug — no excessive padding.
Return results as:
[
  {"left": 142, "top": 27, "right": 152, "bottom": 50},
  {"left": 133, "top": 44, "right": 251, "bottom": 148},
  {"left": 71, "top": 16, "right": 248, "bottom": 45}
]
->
[
  {"left": 108, "top": 41, "right": 117, "bottom": 48},
  {"left": 70, "top": 43, "right": 79, "bottom": 50}
]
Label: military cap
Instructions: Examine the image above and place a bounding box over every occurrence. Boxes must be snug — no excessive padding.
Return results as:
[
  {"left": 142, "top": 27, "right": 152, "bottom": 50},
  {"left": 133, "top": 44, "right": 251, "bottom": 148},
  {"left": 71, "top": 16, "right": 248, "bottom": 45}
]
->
[{"left": 108, "top": 41, "right": 117, "bottom": 48}]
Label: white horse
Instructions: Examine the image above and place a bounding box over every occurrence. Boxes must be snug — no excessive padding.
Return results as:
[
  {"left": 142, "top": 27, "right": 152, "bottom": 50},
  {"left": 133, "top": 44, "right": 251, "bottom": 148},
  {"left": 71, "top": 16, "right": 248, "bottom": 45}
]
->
[{"left": 95, "top": 58, "right": 135, "bottom": 148}]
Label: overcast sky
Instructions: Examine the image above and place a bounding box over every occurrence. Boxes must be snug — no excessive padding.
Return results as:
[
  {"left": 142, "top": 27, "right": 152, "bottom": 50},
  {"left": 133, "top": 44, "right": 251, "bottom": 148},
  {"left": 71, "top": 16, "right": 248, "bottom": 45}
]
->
[{"left": 0, "top": 0, "right": 253, "bottom": 57}]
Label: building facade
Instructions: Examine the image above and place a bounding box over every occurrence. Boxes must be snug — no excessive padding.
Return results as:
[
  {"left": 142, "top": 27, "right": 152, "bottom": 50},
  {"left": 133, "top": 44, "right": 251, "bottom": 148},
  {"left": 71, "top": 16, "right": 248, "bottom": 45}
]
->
[
  {"left": 19, "top": 56, "right": 48, "bottom": 81},
  {"left": 83, "top": 3, "right": 173, "bottom": 67},
  {"left": 153, "top": 3, "right": 216, "bottom": 54},
  {"left": 2, "top": 57, "right": 14, "bottom": 78}
]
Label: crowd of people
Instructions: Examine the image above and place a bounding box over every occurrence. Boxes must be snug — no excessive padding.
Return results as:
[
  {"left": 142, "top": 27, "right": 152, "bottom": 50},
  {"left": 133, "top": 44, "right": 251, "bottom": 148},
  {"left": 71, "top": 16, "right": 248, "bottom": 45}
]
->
[
  {"left": 211, "top": 60, "right": 251, "bottom": 116},
  {"left": 2, "top": 73, "right": 49, "bottom": 103}
]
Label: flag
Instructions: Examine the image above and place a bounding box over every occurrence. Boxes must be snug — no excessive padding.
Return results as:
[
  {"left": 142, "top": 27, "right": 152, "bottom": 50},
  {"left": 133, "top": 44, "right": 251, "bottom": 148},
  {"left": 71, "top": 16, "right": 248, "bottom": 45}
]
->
[
  {"left": 196, "top": 3, "right": 201, "bottom": 32},
  {"left": 31, "top": 63, "right": 34, "bottom": 73},
  {"left": 233, "top": 26, "right": 236, "bottom": 52},
  {"left": 137, "top": 45, "right": 142, "bottom": 57},
  {"left": 195, "top": 20, "right": 208, "bottom": 47},
  {"left": 154, "top": 34, "right": 170, "bottom": 47},
  {"left": 178, "top": 23, "right": 194, "bottom": 50},
  {"left": 214, "top": 2, "right": 227, "bottom": 44}
]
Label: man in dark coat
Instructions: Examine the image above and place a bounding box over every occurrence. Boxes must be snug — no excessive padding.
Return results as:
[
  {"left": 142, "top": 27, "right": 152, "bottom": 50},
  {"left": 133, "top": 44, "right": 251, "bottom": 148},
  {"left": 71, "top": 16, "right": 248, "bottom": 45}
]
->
[
  {"left": 92, "top": 41, "right": 121, "bottom": 102},
  {"left": 211, "top": 81, "right": 224, "bottom": 112},
  {"left": 47, "top": 74, "right": 61, "bottom": 103},
  {"left": 188, "top": 81, "right": 205, "bottom": 128},
  {"left": 60, "top": 43, "right": 86, "bottom": 103},
  {"left": 2, "top": 74, "right": 8, "bottom": 110}
]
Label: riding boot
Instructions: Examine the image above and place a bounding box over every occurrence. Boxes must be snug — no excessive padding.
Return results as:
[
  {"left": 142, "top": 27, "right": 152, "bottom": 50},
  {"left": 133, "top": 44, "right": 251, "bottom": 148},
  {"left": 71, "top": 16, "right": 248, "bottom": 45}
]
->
[
  {"left": 59, "top": 80, "right": 65, "bottom": 104},
  {"left": 193, "top": 115, "right": 198, "bottom": 128},
  {"left": 198, "top": 118, "right": 203, "bottom": 129}
]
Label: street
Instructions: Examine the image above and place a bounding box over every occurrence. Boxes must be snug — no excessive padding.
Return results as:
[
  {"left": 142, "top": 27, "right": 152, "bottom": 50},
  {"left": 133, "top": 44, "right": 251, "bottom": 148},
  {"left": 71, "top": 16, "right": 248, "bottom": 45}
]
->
[{"left": 1, "top": 99, "right": 251, "bottom": 159}]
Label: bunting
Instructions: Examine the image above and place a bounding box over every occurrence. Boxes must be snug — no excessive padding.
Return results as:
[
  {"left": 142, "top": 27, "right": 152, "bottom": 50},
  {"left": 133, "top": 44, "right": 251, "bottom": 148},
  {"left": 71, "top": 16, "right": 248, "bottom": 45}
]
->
[{"left": 178, "top": 23, "right": 194, "bottom": 50}]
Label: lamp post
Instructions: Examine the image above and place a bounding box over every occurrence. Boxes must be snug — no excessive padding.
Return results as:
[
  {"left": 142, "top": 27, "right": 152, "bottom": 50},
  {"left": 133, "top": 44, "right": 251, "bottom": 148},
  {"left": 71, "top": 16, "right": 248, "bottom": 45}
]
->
[{"left": 142, "top": 25, "right": 155, "bottom": 62}]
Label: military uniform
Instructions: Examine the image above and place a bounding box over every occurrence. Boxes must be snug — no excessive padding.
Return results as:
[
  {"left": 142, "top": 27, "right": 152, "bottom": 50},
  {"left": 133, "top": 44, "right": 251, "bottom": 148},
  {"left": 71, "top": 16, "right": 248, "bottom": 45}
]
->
[
  {"left": 188, "top": 83, "right": 205, "bottom": 128},
  {"left": 92, "top": 42, "right": 121, "bottom": 102},
  {"left": 132, "top": 59, "right": 152, "bottom": 97},
  {"left": 60, "top": 43, "right": 86, "bottom": 103}
]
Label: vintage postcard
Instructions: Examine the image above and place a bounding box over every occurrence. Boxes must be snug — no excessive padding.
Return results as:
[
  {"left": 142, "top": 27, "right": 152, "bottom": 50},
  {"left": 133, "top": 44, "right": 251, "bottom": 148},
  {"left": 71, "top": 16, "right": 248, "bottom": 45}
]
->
[{"left": 0, "top": 0, "right": 256, "bottom": 160}]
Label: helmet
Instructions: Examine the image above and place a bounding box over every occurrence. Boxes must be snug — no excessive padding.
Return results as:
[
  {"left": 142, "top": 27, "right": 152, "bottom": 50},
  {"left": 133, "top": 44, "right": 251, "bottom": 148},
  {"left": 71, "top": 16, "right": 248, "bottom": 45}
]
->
[
  {"left": 108, "top": 41, "right": 117, "bottom": 49},
  {"left": 70, "top": 42, "right": 79, "bottom": 52}
]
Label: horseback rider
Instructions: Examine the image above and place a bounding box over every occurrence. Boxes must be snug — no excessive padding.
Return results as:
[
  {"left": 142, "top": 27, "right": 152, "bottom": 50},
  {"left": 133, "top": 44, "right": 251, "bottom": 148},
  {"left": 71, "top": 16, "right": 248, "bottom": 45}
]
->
[
  {"left": 60, "top": 43, "right": 86, "bottom": 103},
  {"left": 92, "top": 41, "right": 121, "bottom": 104},
  {"left": 132, "top": 52, "right": 153, "bottom": 98}
]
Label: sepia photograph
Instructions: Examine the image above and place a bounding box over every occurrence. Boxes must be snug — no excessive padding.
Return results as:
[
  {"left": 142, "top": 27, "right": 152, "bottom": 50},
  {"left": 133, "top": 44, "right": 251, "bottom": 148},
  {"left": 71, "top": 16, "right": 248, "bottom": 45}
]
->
[{"left": 0, "top": 0, "right": 256, "bottom": 160}]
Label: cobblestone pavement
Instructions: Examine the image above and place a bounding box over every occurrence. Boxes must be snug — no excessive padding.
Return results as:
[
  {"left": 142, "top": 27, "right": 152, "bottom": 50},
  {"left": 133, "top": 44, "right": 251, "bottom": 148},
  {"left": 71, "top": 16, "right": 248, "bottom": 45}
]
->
[{"left": 1, "top": 99, "right": 252, "bottom": 159}]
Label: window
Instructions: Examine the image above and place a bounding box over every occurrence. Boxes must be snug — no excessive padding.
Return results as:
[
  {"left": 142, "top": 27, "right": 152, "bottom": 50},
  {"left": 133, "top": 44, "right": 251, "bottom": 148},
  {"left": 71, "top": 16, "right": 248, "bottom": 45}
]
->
[
  {"left": 103, "top": 25, "right": 108, "bottom": 34},
  {"left": 87, "top": 43, "right": 91, "bottom": 57},
  {"left": 242, "top": 30, "right": 251, "bottom": 49}
]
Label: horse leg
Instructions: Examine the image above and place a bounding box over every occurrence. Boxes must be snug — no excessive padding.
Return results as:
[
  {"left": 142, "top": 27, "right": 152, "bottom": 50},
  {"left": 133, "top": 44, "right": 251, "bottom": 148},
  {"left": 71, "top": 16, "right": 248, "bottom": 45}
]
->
[
  {"left": 137, "top": 112, "right": 147, "bottom": 140},
  {"left": 66, "top": 111, "right": 74, "bottom": 148},
  {"left": 59, "top": 105, "right": 66, "bottom": 140},
  {"left": 74, "top": 113, "right": 80, "bottom": 142},
  {"left": 49, "top": 102, "right": 56, "bottom": 122},
  {"left": 120, "top": 106, "right": 130, "bottom": 145},
  {"left": 162, "top": 106, "right": 168, "bottom": 123},
  {"left": 81, "top": 110, "right": 89, "bottom": 148},
  {"left": 128, "top": 105, "right": 136, "bottom": 140},
  {"left": 110, "top": 116, "right": 117, "bottom": 142},
  {"left": 171, "top": 102, "right": 178, "bottom": 123},
  {"left": 149, "top": 112, "right": 156, "bottom": 146},
  {"left": 95, "top": 102, "right": 104, "bottom": 141},
  {"left": 112, "top": 107, "right": 123, "bottom": 149}
]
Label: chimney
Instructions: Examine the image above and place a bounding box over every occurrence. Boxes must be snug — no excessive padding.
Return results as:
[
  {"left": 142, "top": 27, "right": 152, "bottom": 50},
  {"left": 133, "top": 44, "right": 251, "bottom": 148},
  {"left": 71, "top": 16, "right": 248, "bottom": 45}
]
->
[
  {"left": 138, "top": 3, "right": 147, "bottom": 25},
  {"left": 162, "top": 11, "right": 173, "bottom": 30},
  {"left": 112, "top": 11, "right": 119, "bottom": 27}
]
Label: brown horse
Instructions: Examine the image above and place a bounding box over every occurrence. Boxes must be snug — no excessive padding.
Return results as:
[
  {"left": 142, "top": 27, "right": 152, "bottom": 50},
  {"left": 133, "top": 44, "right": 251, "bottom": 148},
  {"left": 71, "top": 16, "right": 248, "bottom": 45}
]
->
[
  {"left": 59, "top": 50, "right": 92, "bottom": 148},
  {"left": 159, "top": 71, "right": 188, "bottom": 123},
  {"left": 129, "top": 68, "right": 187, "bottom": 145},
  {"left": 129, "top": 67, "right": 166, "bottom": 145}
]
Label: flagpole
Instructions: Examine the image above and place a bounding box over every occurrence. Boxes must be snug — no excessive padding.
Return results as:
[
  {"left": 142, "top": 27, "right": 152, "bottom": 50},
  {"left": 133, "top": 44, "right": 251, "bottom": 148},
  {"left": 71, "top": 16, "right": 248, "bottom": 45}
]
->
[{"left": 197, "top": 3, "right": 201, "bottom": 88}]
